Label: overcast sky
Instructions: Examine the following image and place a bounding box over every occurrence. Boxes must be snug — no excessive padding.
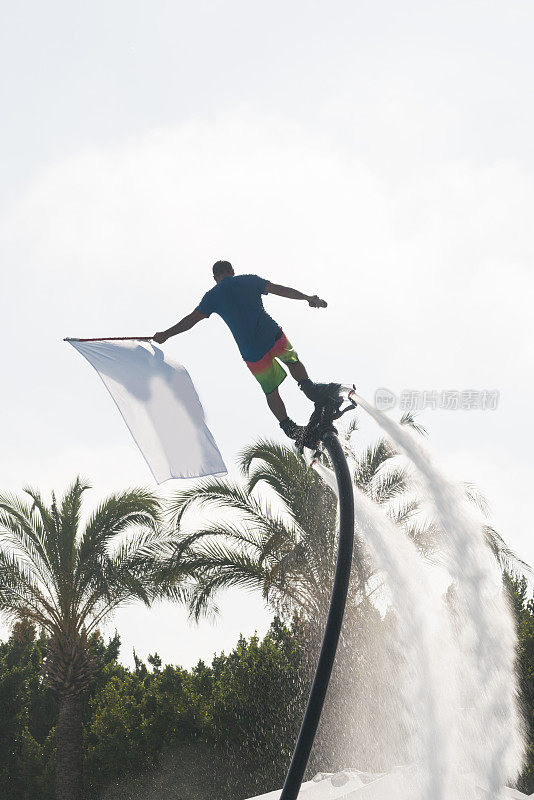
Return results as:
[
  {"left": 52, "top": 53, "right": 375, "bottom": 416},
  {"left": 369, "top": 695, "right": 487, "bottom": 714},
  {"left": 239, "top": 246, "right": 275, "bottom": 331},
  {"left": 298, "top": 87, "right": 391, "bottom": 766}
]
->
[{"left": 1, "top": 0, "right": 532, "bottom": 669}]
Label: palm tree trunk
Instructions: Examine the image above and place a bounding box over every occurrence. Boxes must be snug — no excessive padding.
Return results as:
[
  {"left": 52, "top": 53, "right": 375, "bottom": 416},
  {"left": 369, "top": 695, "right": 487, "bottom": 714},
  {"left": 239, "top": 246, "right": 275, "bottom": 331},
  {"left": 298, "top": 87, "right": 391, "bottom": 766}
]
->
[{"left": 55, "top": 692, "right": 83, "bottom": 800}]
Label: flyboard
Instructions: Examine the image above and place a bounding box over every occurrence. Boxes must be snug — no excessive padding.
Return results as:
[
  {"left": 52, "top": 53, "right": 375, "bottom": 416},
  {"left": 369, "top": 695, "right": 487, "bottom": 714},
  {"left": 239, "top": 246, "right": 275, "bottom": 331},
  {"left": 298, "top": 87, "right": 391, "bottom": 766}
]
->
[{"left": 278, "top": 386, "right": 359, "bottom": 800}]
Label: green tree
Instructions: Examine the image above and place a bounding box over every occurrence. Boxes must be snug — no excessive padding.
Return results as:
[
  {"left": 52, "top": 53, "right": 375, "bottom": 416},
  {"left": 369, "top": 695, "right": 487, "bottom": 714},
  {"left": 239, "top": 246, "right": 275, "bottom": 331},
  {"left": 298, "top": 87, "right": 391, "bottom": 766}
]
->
[
  {"left": 148, "top": 652, "right": 163, "bottom": 672},
  {"left": 0, "top": 621, "right": 56, "bottom": 799},
  {"left": 0, "top": 478, "right": 187, "bottom": 800},
  {"left": 84, "top": 651, "right": 211, "bottom": 794},
  {"left": 505, "top": 574, "right": 534, "bottom": 794},
  {"left": 208, "top": 617, "right": 309, "bottom": 797}
]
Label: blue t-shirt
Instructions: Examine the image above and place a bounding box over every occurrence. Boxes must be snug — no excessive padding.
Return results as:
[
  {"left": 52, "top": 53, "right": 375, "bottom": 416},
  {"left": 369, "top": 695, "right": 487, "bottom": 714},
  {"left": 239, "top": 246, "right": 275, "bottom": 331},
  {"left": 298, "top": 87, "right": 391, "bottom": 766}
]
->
[{"left": 197, "top": 274, "right": 280, "bottom": 362}]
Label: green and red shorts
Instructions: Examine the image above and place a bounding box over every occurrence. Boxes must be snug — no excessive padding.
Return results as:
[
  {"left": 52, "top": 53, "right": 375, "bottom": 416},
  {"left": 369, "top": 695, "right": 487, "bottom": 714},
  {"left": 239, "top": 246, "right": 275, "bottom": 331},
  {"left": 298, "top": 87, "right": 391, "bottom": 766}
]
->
[{"left": 245, "top": 331, "right": 299, "bottom": 395}]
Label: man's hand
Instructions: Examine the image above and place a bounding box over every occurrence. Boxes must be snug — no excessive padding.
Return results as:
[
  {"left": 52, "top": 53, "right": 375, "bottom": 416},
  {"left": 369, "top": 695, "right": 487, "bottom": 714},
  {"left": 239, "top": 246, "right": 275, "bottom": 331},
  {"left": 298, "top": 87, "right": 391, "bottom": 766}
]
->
[
  {"left": 308, "top": 295, "right": 327, "bottom": 308},
  {"left": 153, "top": 331, "right": 168, "bottom": 344}
]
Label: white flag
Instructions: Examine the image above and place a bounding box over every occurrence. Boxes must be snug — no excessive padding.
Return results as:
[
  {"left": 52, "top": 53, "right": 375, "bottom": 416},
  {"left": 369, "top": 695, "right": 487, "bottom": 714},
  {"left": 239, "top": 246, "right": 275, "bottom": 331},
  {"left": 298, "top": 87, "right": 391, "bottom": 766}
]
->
[{"left": 68, "top": 340, "right": 227, "bottom": 483}]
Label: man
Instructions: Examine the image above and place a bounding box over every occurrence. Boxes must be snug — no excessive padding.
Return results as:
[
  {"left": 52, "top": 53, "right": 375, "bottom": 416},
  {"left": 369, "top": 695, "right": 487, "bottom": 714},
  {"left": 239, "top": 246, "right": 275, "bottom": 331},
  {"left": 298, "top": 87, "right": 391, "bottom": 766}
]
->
[{"left": 153, "top": 261, "right": 339, "bottom": 440}]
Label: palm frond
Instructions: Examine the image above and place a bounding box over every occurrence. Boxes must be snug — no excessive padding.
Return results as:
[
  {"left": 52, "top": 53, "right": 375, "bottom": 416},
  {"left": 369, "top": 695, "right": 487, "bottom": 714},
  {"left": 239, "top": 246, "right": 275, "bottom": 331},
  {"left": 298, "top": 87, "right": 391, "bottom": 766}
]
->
[
  {"left": 402, "top": 519, "right": 440, "bottom": 556},
  {"left": 176, "top": 542, "right": 268, "bottom": 621},
  {"left": 463, "top": 482, "right": 490, "bottom": 517},
  {"left": 76, "top": 490, "right": 160, "bottom": 587},
  {"left": 239, "top": 439, "right": 337, "bottom": 538},
  {"left": 372, "top": 466, "right": 410, "bottom": 504},
  {"left": 59, "top": 477, "right": 90, "bottom": 575},
  {"left": 389, "top": 497, "right": 420, "bottom": 526},
  {"left": 0, "top": 497, "right": 55, "bottom": 590},
  {"left": 168, "top": 479, "right": 271, "bottom": 531},
  {"left": 240, "top": 439, "right": 310, "bottom": 503},
  {"left": 354, "top": 439, "right": 397, "bottom": 490},
  {"left": 400, "top": 411, "right": 428, "bottom": 437},
  {"left": 484, "top": 526, "right": 531, "bottom": 576},
  {"left": 0, "top": 550, "right": 61, "bottom": 633},
  {"left": 21, "top": 487, "right": 62, "bottom": 578}
]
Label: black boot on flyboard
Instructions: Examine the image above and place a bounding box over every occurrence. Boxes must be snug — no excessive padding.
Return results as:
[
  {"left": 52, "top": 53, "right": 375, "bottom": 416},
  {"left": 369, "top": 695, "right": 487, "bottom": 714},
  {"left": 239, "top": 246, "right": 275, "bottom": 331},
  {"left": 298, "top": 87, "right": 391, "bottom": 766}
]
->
[
  {"left": 298, "top": 378, "right": 343, "bottom": 405},
  {"left": 279, "top": 417, "right": 306, "bottom": 442},
  {"left": 279, "top": 384, "right": 357, "bottom": 446},
  {"left": 299, "top": 384, "right": 358, "bottom": 451},
  {"left": 279, "top": 384, "right": 342, "bottom": 444}
]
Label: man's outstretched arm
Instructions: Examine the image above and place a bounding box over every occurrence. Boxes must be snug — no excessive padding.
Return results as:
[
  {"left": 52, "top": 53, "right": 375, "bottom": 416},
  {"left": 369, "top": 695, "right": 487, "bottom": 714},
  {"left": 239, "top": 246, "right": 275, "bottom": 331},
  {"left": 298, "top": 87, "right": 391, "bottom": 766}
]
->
[
  {"left": 265, "top": 282, "right": 327, "bottom": 308},
  {"left": 153, "top": 309, "right": 206, "bottom": 344}
]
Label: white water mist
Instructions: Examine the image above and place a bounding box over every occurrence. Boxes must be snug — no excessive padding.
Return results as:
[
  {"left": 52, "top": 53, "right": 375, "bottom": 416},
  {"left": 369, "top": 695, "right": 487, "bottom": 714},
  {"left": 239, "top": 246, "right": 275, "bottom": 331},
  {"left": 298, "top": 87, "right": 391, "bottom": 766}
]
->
[
  {"left": 313, "top": 456, "right": 457, "bottom": 799},
  {"left": 353, "top": 394, "right": 524, "bottom": 798}
]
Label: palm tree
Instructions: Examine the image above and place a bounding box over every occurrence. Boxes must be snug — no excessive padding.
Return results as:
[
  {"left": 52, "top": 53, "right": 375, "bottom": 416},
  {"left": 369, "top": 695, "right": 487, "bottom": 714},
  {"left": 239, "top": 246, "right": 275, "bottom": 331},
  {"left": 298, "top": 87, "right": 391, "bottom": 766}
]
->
[
  {"left": 168, "top": 418, "right": 528, "bottom": 626},
  {"left": 0, "top": 478, "right": 187, "bottom": 800},
  {"left": 168, "top": 417, "right": 438, "bottom": 626}
]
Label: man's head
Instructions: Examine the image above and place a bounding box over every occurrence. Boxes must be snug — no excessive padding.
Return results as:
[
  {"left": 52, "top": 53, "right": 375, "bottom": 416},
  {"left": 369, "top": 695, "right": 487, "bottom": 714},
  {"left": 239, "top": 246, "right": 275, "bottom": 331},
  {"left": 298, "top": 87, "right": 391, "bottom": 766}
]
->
[{"left": 213, "top": 260, "right": 235, "bottom": 282}]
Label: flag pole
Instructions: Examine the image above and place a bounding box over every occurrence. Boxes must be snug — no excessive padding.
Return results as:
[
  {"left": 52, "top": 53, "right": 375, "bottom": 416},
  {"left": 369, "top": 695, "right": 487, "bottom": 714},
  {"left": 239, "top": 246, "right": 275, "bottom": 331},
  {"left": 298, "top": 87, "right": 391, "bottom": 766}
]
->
[{"left": 64, "top": 336, "right": 154, "bottom": 342}]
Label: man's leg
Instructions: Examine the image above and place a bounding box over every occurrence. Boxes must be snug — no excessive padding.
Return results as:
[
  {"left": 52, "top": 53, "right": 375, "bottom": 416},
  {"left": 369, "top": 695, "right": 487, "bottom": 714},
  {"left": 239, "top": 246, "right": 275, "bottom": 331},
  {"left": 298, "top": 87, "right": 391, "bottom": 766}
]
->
[
  {"left": 266, "top": 387, "right": 303, "bottom": 441},
  {"left": 266, "top": 387, "right": 288, "bottom": 421},
  {"left": 285, "top": 354, "right": 340, "bottom": 405},
  {"left": 287, "top": 360, "right": 309, "bottom": 383},
  {"left": 287, "top": 358, "right": 318, "bottom": 398},
  {"left": 276, "top": 337, "right": 314, "bottom": 394},
  {"left": 245, "top": 338, "right": 305, "bottom": 442}
]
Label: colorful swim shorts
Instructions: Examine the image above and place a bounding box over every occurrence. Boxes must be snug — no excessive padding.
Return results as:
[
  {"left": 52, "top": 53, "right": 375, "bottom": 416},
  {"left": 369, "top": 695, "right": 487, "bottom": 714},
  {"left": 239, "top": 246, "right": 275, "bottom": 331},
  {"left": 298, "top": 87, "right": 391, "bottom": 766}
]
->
[{"left": 245, "top": 331, "right": 299, "bottom": 395}]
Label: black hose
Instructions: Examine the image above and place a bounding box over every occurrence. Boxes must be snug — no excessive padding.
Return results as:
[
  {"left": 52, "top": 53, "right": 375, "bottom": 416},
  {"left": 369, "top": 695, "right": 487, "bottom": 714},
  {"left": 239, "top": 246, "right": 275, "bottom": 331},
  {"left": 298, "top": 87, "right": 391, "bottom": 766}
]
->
[{"left": 279, "top": 431, "right": 355, "bottom": 800}]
